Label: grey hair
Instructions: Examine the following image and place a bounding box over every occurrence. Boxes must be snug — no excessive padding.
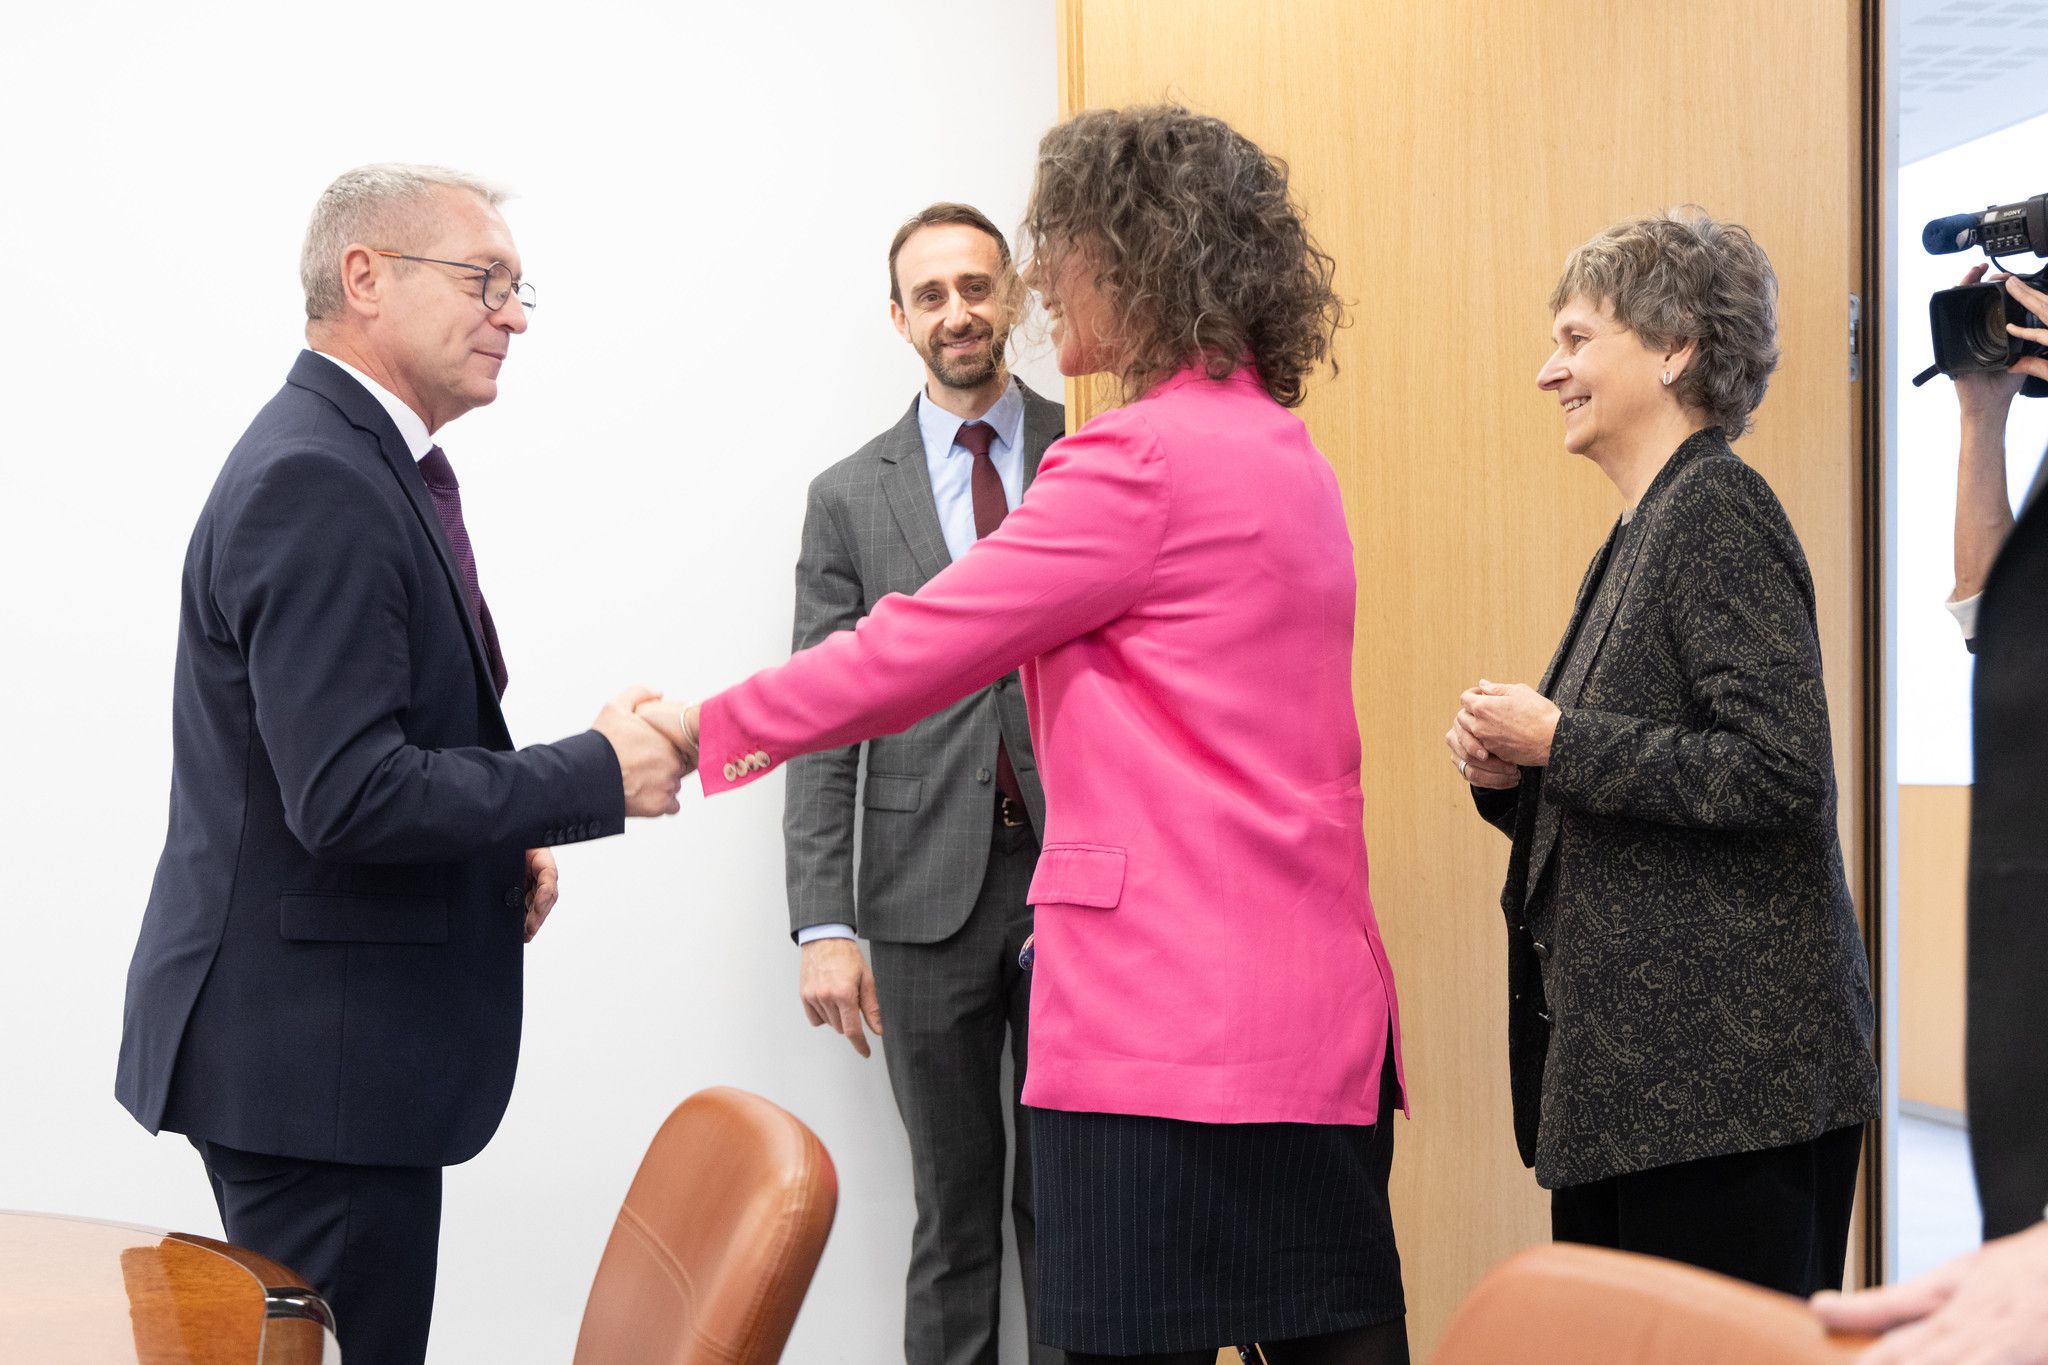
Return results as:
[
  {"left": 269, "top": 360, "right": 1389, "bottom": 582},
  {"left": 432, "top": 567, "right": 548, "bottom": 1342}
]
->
[
  {"left": 1548, "top": 207, "right": 1780, "bottom": 440},
  {"left": 300, "top": 163, "right": 509, "bottom": 322}
]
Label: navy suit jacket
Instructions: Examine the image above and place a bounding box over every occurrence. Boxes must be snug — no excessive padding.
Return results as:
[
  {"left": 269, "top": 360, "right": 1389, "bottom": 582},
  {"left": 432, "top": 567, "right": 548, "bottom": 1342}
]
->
[{"left": 117, "top": 351, "right": 623, "bottom": 1168}]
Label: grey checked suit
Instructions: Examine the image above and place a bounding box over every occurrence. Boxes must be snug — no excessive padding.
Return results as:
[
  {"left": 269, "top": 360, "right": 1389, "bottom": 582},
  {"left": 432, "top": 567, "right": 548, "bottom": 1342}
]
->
[{"left": 784, "top": 381, "right": 1064, "bottom": 1365}]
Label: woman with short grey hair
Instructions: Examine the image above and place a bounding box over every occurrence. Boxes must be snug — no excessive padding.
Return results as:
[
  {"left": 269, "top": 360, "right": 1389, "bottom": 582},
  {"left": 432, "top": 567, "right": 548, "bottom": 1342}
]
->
[{"left": 1442, "top": 208, "right": 1878, "bottom": 1294}]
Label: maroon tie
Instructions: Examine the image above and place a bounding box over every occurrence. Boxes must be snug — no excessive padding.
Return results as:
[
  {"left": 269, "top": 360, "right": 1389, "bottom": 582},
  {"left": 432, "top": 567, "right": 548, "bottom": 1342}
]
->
[
  {"left": 957, "top": 420, "right": 1023, "bottom": 804},
  {"left": 416, "top": 445, "right": 509, "bottom": 699}
]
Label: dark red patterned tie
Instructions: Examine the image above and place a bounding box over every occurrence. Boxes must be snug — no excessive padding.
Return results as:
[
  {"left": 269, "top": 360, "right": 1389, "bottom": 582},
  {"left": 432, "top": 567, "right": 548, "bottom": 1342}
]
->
[
  {"left": 416, "top": 446, "right": 509, "bottom": 699},
  {"left": 957, "top": 420, "right": 1022, "bottom": 804}
]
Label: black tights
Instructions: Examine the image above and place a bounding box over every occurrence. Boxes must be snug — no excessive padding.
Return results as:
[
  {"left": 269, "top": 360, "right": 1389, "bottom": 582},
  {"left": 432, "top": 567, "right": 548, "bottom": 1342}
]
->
[{"left": 1064, "top": 1317, "right": 1411, "bottom": 1365}]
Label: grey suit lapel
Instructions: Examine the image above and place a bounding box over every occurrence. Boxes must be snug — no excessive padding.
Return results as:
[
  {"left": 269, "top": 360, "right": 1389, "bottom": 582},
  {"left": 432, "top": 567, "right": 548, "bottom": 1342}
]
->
[
  {"left": 1016, "top": 381, "right": 1065, "bottom": 488},
  {"left": 877, "top": 396, "right": 955, "bottom": 584}
]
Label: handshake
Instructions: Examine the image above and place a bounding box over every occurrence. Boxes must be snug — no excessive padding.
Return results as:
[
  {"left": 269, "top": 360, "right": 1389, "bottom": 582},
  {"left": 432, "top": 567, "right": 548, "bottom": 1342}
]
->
[{"left": 589, "top": 687, "right": 705, "bottom": 817}]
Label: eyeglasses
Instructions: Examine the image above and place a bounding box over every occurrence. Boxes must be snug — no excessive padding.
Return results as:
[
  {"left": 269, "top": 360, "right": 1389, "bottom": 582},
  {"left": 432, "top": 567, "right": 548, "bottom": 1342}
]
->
[{"left": 375, "top": 250, "right": 537, "bottom": 312}]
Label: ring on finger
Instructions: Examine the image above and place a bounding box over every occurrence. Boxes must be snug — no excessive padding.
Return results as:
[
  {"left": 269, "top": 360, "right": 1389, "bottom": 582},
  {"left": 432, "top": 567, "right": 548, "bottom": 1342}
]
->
[{"left": 1457, "top": 758, "right": 1469, "bottom": 776}]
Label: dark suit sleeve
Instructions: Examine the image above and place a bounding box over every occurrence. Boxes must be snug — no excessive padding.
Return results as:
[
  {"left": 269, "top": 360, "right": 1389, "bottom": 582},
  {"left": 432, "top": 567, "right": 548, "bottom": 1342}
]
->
[
  {"left": 782, "top": 480, "right": 864, "bottom": 937},
  {"left": 1543, "top": 467, "right": 1833, "bottom": 832},
  {"left": 1471, "top": 783, "right": 1519, "bottom": 836},
  {"left": 216, "top": 450, "right": 623, "bottom": 862}
]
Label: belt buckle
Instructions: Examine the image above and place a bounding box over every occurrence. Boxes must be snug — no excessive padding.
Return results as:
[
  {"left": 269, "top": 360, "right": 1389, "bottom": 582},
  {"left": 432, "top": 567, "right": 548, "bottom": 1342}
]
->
[{"left": 997, "top": 795, "right": 1026, "bottom": 828}]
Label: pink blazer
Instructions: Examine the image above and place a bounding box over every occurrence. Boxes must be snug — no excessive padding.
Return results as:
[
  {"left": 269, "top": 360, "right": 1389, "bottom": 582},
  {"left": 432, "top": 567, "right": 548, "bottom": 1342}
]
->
[{"left": 700, "top": 365, "right": 1403, "bottom": 1125}]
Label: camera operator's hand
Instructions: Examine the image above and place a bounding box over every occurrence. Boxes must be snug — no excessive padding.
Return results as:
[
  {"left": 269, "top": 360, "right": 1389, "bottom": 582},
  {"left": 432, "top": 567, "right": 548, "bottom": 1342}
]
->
[
  {"left": 1954, "top": 265, "right": 2031, "bottom": 415},
  {"left": 1998, "top": 269, "right": 2048, "bottom": 386}
]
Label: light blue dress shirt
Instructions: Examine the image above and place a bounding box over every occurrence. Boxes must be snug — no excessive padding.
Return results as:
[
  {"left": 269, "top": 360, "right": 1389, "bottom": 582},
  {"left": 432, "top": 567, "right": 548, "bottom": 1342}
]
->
[
  {"left": 915, "top": 378, "right": 1028, "bottom": 563},
  {"left": 798, "top": 379, "right": 1029, "bottom": 947}
]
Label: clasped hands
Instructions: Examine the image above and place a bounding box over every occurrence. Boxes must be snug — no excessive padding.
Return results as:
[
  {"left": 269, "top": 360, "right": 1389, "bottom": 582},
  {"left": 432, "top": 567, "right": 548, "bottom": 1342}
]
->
[
  {"left": 1443, "top": 679, "right": 1560, "bottom": 790},
  {"left": 589, "top": 687, "right": 702, "bottom": 817}
]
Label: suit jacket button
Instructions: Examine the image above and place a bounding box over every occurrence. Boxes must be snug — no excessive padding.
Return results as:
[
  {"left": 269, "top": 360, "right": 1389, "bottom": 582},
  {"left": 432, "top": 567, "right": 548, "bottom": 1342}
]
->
[
  {"left": 504, "top": 886, "right": 524, "bottom": 908},
  {"left": 976, "top": 767, "right": 992, "bottom": 784},
  {"left": 753, "top": 750, "right": 769, "bottom": 767},
  {"left": 1533, "top": 940, "right": 1551, "bottom": 961},
  {"left": 995, "top": 678, "right": 1009, "bottom": 691},
  {"left": 724, "top": 762, "right": 740, "bottom": 782}
]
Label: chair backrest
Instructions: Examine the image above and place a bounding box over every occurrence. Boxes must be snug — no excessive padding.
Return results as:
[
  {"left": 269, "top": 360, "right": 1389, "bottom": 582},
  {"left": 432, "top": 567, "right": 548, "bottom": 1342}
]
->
[
  {"left": 573, "top": 1087, "right": 838, "bottom": 1365},
  {"left": 1431, "top": 1244, "right": 1875, "bottom": 1365}
]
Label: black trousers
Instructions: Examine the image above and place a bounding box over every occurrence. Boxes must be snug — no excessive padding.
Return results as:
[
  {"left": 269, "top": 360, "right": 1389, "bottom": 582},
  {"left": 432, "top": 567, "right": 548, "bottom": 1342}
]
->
[
  {"left": 1549, "top": 1122, "right": 1865, "bottom": 1295},
  {"left": 189, "top": 1136, "right": 442, "bottom": 1365},
  {"left": 868, "top": 818, "right": 1054, "bottom": 1365}
]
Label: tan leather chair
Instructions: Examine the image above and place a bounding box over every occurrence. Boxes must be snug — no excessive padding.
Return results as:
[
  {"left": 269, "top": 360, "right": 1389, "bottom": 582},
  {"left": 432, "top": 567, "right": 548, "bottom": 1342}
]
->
[
  {"left": 573, "top": 1087, "right": 838, "bottom": 1365},
  {"left": 1431, "top": 1244, "right": 1876, "bottom": 1365}
]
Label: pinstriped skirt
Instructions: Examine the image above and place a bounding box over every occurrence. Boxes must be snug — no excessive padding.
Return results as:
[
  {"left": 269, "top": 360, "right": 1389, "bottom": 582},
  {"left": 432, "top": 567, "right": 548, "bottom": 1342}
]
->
[{"left": 1027, "top": 1040, "right": 1405, "bottom": 1355}]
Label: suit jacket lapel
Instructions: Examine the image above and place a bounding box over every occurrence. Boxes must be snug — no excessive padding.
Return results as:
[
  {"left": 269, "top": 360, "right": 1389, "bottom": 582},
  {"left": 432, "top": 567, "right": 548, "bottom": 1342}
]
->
[
  {"left": 1520, "top": 430, "right": 1722, "bottom": 910},
  {"left": 1538, "top": 524, "right": 1619, "bottom": 696},
  {"left": 878, "top": 395, "right": 956, "bottom": 584},
  {"left": 1017, "top": 380, "right": 1065, "bottom": 489},
  {"left": 287, "top": 352, "right": 507, "bottom": 728}
]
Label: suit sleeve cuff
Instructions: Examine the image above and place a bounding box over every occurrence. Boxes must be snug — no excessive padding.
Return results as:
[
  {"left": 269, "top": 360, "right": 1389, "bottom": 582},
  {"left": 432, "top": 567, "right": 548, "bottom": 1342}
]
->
[
  {"left": 697, "top": 692, "right": 776, "bottom": 794},
  {"left": 537, "top": 728, "right": 627, "bottom": 844},
  {"left": 795, "top": 923, "right": 857, "bottom": 945}
]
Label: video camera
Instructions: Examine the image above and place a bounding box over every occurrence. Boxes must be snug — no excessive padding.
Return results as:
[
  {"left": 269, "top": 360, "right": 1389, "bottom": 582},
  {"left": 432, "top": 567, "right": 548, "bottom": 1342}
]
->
[{"left": 1913, "top": 193, "right": 2048, "bottom": 397}]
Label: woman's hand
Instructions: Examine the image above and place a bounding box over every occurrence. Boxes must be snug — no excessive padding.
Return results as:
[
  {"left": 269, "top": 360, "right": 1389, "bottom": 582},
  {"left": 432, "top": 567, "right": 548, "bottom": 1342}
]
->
[
  {"left": 634, "top": 698, "right": 701, "bottom": 775},
  {"left": 1457, "top": 680, "right": 1561, "bottom": 768},
  {"left": 1445, "top": 709, "right": 1522, "bottom": 790}
]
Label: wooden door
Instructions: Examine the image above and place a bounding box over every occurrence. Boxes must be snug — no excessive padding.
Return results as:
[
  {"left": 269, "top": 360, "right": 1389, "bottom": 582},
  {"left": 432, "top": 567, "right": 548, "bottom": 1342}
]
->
[{"left": 1057, "top": 1, "right": 1876, "bottom": 1353}]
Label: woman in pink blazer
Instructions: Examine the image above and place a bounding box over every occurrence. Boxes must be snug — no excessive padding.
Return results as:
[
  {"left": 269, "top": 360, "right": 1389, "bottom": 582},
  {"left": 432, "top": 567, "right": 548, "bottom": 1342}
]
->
[{"left": 648, "top": 106, "right": 1408, "bottom": 1365}]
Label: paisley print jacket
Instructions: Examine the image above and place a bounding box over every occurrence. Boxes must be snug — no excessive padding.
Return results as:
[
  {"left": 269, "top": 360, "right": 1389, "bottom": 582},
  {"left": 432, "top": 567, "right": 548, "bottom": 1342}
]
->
[{"left": 1474, "top": 428, "right": 1878, "bottom": 1189}]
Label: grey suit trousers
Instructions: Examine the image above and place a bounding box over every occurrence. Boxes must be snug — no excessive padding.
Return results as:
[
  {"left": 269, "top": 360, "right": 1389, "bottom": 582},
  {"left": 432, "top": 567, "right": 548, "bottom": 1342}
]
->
[{"left": 870, "top": 818, "right": 1056, "bottom": 1365}]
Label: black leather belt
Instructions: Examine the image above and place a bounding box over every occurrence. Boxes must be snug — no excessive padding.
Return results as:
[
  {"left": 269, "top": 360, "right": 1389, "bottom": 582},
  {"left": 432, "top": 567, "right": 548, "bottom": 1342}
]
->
[{"left": 996, "top": 795, "right": 1028, "bottom": 828}]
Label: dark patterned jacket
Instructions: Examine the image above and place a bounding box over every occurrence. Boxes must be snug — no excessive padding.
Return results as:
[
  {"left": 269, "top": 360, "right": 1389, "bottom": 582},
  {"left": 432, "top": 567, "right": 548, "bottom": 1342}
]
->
[{"left": 1474, "top": 429, "right": 1878, "bottom": 1189}]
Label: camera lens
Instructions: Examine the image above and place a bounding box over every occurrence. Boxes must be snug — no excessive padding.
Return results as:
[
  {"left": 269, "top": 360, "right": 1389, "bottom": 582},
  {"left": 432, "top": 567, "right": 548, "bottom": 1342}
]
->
[{"left": 1966, "top": 295, "right": 2010, "bottom": 366}]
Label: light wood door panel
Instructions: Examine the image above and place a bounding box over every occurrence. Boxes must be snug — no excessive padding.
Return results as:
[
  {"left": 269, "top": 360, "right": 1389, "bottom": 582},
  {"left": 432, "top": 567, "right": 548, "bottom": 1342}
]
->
[
  {"left": 1058, "top": 1, "right": 1872, "bottom": 1353},
  {"left": 1899, "top": 784, "right": 1968, "bottom": 1114}
]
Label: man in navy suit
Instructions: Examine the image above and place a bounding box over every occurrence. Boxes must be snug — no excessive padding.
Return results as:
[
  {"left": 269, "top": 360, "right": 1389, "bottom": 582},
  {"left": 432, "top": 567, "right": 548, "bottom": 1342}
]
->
[{"left": 115, "top": 164, "right": 690, "bottom": 1364}]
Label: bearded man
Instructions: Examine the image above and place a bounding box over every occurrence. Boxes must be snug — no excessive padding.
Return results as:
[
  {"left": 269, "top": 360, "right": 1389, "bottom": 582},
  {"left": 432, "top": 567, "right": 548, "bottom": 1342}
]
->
[{"left": 782, "top": 202, "right": 1063, "bottom": 1365}]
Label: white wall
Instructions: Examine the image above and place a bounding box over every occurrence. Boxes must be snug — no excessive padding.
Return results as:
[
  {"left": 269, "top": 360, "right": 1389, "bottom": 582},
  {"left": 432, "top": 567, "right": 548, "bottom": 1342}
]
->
[
  {"left": 1895, "top": 111, "right": 2048, "bottom": 785},
  {"left": 0, "top": 3, "right": 1061, "bottom": 1359}
]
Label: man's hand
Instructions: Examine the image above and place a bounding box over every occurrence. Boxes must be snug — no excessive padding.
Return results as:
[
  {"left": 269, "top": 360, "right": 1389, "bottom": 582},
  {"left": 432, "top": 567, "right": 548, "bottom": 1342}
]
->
[
  {"left": 1811, "top": 1221, "right": 2048, "bottom": 1363},
  {"left": 634, "top": 699, "right": 701, "bottom": 774},
  {"left": 1457, "top": 680, "right": 1562, "bottom": 768},
  {"left": 592, "top": 686, "right": 687, "bottom": 816},
  {"left": 799, "top": 938, "right": 883, "bottom": 1058},
  {"left": 522, "top": 847, "right": 559, "bottom": 942}
]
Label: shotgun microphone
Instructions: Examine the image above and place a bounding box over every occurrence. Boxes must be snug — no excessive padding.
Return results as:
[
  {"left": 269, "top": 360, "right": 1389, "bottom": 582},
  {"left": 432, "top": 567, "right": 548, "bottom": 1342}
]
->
[{"left": 1921, "top": 213, "right": 1981, "bottom": 255}]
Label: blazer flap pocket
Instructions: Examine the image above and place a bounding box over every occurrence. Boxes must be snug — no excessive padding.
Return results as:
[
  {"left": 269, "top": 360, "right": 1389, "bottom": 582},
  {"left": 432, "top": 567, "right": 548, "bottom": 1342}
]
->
[
  {"left": 281, "top": 893, "right": 449, "bottom": 945},
  {"left": 1027, "top": 844, "right": 1127, "bottom": 910},
  {"left": 862, "top": 774, "right": 923, "bottom": 812}
]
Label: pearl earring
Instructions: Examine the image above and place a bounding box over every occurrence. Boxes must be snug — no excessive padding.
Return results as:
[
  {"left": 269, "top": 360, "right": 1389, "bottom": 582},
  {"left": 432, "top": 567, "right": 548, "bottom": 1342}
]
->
[{"left": 1661, "top": 369, "right": 1674, "bottom": 386}]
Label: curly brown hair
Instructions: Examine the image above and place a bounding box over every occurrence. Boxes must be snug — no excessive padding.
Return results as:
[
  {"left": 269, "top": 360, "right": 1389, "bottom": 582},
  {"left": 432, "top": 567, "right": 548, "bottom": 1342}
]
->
[{"left": 1020, "top": 104, "right": 1345, "bottom": 408}]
